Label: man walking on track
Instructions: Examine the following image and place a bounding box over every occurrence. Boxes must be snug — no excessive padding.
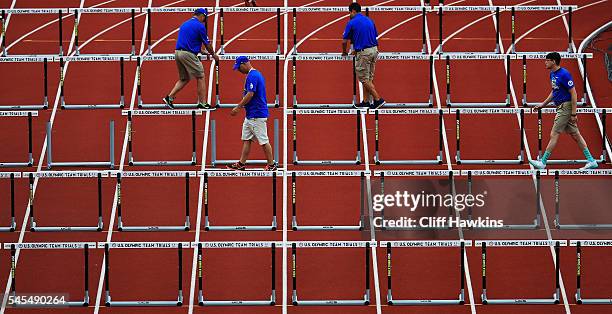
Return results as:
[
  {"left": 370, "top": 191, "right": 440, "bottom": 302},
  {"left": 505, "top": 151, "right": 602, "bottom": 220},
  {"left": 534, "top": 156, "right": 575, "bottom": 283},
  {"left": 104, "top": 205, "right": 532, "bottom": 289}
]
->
[
  {"left": 227, "top": 56, "right": 278, "bottom": 171},
  {"left": 164, "top": 8, "right": 219, "bottom": 109},
  {"left": 342, "top": 2, "right": 385, "bottom": 109},
  {"left": 530, "top": 52, "right": 598, "bottom": 170}
]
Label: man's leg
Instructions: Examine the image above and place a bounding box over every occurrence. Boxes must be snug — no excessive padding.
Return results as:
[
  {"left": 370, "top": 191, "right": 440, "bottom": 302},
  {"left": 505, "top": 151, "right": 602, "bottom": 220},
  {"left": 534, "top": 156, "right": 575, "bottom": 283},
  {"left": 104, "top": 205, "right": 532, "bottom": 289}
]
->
[
  {"left": 239, "top": 140, "right": 252, "bottom": 164},
  {"left": 362, "top": 80, "right": 380, "bottom": 101},
  {"left": 569, "top": 130, "right": 597, "bottom": 163},
  {"left": 261, "top": 143, "right": 274, "bottom": 164},
  {"left": 196, "top": 76, "right": 207, "bottom": 104},
  {"left": 541, "top": 130, "right": 561, "bottom": 163},
  {"left": 168, "top": 79, "right": 189, "bottom": 98}
]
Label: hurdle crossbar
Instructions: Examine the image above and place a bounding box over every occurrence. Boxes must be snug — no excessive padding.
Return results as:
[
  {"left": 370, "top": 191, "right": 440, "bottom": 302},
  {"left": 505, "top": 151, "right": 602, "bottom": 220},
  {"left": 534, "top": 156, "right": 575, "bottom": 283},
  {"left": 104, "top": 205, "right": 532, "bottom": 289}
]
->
[
  {"left": 536, "top": 109, "right": 607, "bottom": 164},
  {"left": 292, "top": 109, "right": 362, "bottom": 165},
  {"left": 509, "top": 6, "right": 578, "bottom": 53},
  {"left": 73, "top": 8, "right": 137, "bottom": 56},
  {"left": 383, "top": 241, "right": 470, "bottom": 305},
  {"left": 46, "top": 120, "right": 115, "bottom": 169},
  {"left": 28, "top": 171, "right": 105, "bottom": 231},
  {"left": 291, "top": 241, "right": 374, "bottom": 306},
  {"left": 0, "top": 172, "right": 20, "bottom": 232},
  {"left": 454, "top": 108, "right": 524, "bottom": 164},
  {"left": 126, "top": 110, "right": 198, "bottom": 166},
  {"left": 446, "top": 55, "right": 510, "bottom": 107},
  {"left": 554, "top": 171, "right": 612, "bottom": 229},
  {"left": 465, "top": 170, "right": 541, "bottom": 229},
  {"left": 0, "top": 112, "right": 36, "bottom": 167},
  {"left": 60, "top": 56, "right": 125, "bottom": 109},
  {"left": 0, "top": 9, "right": 68, "bottom": 57},
  {"left": 571, "top": 240, "right": 612, "bottom": 304},
  {"left": 291, "top": 171, "right": 366, "bottom": 231},
  {"left": 376, "top": 170, "right": 458, "bottom": 230},
  {"left": 437, "top": 6, "right": 501, "bottom": 54},
  {"left": 203, "top": 171, "right": 278, "bottom": 231},
  {"left": 210, "top": 119, "right": 279, "bottom": 166},
  {"left": 103, "top": 242, "right": 186, "bottom": 306},
  {"left": 7, "top": 242, "right": 93, "bottom": 307},
  {"left": 522, "top": 55, "right": 588, "bottom": 107},
  {"left": 215, "top": 55, "right": 280, "bottom": 108},
  {"left": 116, "top": 172, "right": 193, "bottom": 231},
  {"left": 374, "top": 109, "right": 443, "bottom": 164},
  {"left": 478, "top": 240, "right": 565, "bottom": 305},
  {"left": 197, "top": 242, "right": 277, "bottom": 306},
  {"left": 0, "top": 58, "right": 48, "bottom": 110}
]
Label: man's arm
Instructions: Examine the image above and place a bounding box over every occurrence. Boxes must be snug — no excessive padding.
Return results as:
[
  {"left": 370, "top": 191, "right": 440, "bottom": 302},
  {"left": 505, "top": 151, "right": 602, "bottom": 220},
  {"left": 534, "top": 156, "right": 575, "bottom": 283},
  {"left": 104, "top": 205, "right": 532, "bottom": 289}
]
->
[
  {"left": 231, "top": 92, "right": 254, "bottom": 116},
  {"left": 342, "top": 39, "right": 350, "bottom": 56},
  {"left": 535, "top": 91, "right": 553, "bottom": 109},
  {"left": 569, "top": 87, "right": 578, "bottom": 121},
  {"left": 202, "top": 43, "right": 220, "bottom": 63}
]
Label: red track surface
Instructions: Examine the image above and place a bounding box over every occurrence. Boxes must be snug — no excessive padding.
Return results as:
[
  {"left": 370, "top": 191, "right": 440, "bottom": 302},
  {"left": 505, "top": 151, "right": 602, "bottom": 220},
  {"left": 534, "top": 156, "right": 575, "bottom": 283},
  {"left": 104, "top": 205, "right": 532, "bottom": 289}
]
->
[{"left": 0, "top": 0, "right": 610, "bottom": 313}]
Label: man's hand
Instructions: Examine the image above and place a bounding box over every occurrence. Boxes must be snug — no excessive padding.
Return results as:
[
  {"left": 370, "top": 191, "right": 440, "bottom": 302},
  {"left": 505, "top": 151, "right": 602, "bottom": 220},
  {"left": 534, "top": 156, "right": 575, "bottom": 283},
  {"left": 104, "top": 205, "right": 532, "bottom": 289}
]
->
[
  {"left": 570, "top": 115, "right": 577, "bottom": 124},
  {"left": 341, "top": 51, "right": 348, "bottom": 56},
  {"left": 211, "top": 53, "right": 220, "bottom": 63},
  {"left": 534, "top": 102, "right": 546, "bottom": 110},
  {"left": 230, "top": 106, "right": 240, "bottom": 116}
]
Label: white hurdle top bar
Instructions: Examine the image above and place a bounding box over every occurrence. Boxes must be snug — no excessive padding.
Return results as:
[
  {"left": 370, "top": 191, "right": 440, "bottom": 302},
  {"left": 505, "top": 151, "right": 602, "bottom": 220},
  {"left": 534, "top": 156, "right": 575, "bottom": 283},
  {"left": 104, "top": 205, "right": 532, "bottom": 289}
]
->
[
  {"left": 475, "top": 240, "right": 568, "bottom": 247},
  {"left": 4, "top": 242, "right": 96, "bottom": 249}
]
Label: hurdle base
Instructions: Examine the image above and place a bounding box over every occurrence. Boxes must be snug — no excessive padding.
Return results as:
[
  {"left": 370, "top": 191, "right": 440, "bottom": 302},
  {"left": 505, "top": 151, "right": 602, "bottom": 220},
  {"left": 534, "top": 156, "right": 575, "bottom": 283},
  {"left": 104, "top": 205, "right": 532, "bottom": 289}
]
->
[
  {"left": 47, "top": 162, "right": 114, "bottom": 169},
  {"left": 293, "top": 293, "right": 369, "bottom": 306},
  {"left": 106, "top": 301, "right": 182, "bottom": 307},
  {"left": 482, "top": 292, "right": 559, "bottom": 305},
  {"left": 555, "top": 222, "right": 612, "bottom": 229},
  {"left": 377, "top": 101, "right": 433, "bottom": 109},
  {"left": 456, "top": 154, "right": 524, "bottom": 165},
  {"left": 30, "top": 218, "right": 103, "bottom": 232},
  {"left": 293, "top": 155, "right": 361, "bottom": 166},
  {"left": 293, "top": 103, "right": 356, "bottom": 109},
  {"left": 375, "top": 152, "right": 443, "bottom": 165},
  {"left": 138, "top": 103, "right": 216, "bottom": 110},
  {"left": 118, "top": 217, "right": 190, "bottom": 232},
  {"left": 292, "top": 219, "right": 363, "bottom": 231},
  {"left": 62, "top": 104, "right": 124, "bottom": 110},
  {"left": 217, "top": 102, "right": 279, "bottom": 109},
  {"left": 0, "top": 105, "right": 47, "bottom": 111},
  {"left": 388, "top": 293, "right": 464, "bottom": 305},
  {"left": 0, "top": 160, "right": 33, "bottom": 168},
  {"left": 0, "top": 220, "right": 16, "bottom": 232},
  {"left": 204, "top": 216, "right": 276, "bottom": 231},
  {"left": 576, "top": 291, "right": 612, "bottom": 304},
  {"left": 537, "top": 156, "right": 605, "bottom": 165},
  {"left": 211, "top": 159, "right": 270, "bottom": 167},
  {"left": 129, "top": 160, "right": 196, "bottom": 167},
  {"left": 447, "top": 102, "right": 509, "bottom": 108}
]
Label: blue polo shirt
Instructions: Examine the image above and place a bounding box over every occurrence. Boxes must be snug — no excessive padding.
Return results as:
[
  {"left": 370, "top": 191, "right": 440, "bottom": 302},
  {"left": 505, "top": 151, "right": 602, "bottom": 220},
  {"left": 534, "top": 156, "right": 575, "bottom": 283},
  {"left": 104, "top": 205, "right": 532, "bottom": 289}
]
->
[
  {"left": 342, "top": 13, "right": 378, "bottom": 51},
  {"left": 550, "top": 67, "right": 574, "bottom": 105},
  {"left": 244, "top": 69, "right": 268, "bottom": 119},
  {"left": 176, "top": 17, "right": 209, "bottom": 55}
]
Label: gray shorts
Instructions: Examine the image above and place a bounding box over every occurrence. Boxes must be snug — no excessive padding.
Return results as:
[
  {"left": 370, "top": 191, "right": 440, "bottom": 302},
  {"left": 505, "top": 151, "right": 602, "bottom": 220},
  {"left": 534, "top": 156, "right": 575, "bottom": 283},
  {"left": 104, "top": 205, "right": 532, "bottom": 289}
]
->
[
  {"left": 355, "top": 46, "right": 378, "bottom": 83},
  {"left": 241, "top": 118, "right": 269, "bottom": 145},
  {"left": 175, "top": 50, "right": 204, "bottom": 81}
]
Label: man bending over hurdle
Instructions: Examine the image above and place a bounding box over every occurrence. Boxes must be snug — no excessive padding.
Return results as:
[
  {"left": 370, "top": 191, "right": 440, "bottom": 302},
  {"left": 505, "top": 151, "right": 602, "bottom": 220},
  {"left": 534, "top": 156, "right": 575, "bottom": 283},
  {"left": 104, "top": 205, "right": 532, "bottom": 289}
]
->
[
  {"left": 530, "top": 52, "right": 598, "bottom": 170},
  {"left": 228, "top": 56, "right": 278, "bottom": 171},
  {"left": 342, "top": 2, "right": 385, "bottom": 109},
  {"left": 164, "top": 8, "right": 220, "bottom": 109}
]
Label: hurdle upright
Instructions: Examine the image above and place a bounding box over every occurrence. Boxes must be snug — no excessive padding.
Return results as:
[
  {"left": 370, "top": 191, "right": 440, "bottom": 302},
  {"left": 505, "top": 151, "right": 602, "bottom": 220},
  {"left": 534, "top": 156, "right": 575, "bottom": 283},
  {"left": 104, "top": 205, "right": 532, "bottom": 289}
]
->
[
  {"left": 46, "top": 120, "right": 115, "bottom": 169},
  {"left": 103, "top": 242, "right": 187, "bottom": 307},
  {"left": 291, "top": 241, "right": 374, "bottom": 306},
  {"left": 0, "top": 111, "right": 36, "bottom": 167},
  {"left": 6, "top": 242, "right": 94, "bottom": 307},
  {"left": 197, "top": 241, "right": 277, "bottom": 306},
  {"left": 116, "top": 171, "right": 194, "bottom": 232},
  {"left": 571, "top": 240, "right": 612, "bottom": 304},
  {"left": 383, "top": 240, "right": 470, "bottom": 305},
  {"left": 73, "top": 7, "right": 138, "bottom": 56},
  {"left": 0, "top": 57, "right": 49, "bottom": 110},
  {"left": 0, "top": 172, "right": 20, "bottom": 232}
]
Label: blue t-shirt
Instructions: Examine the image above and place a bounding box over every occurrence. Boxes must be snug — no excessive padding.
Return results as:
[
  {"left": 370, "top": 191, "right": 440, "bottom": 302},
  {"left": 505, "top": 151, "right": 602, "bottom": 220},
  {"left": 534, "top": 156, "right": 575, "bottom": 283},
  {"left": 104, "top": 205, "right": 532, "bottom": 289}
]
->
[
  {"left": 550, "top": 67, "right": 575, "bottom": 105},
  {"left": 244, "top": 69, "right": 268, "bottom": 119},
  {"left": 176, "top": 17, "right": 210, "bottom": 55},
  {"left": 342, "top": 14, "right": 378, "bottom": 51}
]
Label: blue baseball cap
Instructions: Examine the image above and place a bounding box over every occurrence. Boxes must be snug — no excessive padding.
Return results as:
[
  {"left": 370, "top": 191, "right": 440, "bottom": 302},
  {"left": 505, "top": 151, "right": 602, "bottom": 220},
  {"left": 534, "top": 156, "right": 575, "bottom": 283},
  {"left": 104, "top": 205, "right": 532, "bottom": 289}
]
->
[
  {"left": 194, "top": 8, "right": 208, "bottom": 16},
  {"left": 233, "top": 56, "right": 249, "bottom": 70}
]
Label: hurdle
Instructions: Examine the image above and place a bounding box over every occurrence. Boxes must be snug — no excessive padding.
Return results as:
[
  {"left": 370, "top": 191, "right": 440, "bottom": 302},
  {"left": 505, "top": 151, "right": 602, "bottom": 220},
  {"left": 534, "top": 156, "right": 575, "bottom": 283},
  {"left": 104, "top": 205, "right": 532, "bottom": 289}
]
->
[
  {"left": 28, "top": 171, "right": 106, "bottom": 232},
  {"left": 0, "top": 172, "right": 19, "bottom": 232},
  {"left": 463, "top": 169, "right": 542, "bottom": 229},
  {"left": 73, "top": 8, "right": 138, "bottom": 56},
  {"left": 291, "top": 171, "right": 365, "bottom": 231},
  {"left": 383, "top": 240, "right": 470, "bottom": 305},
  {"left": 197, "top": 242, "right": 277, "bottom": 306},
  {"left": 116, "top": 171, "right": 194, "bottom": 232},
  {"left": 292, "top": 55, "right": 356, "bottom": 108},
  {"left": 202, "top": 171, "right": 278, "bottom": 231},
  {"left": 218, "top": 7, "right": 281, "bottom": 55},
  {"left": 214, "top": 54, "right": 281, "bottom": 108},
  {"left": 509, "top": 6, "right": 578, "bottom": 53},
  {"left": 0, "top": 57, "right": 48, "bottom": 110},
  {"left": 46, "top": 120, "right": 115, "bottom": 169},
  {"left": 373, "top": 109, "right": 443, "bottom": 165},
  {"left": 571, "top": 240, "right": 612, "bottom": 304},
  {"left": 103, "top": 242, "right": 187, "bottom": 306},
  {"left": 6, "top": 242, "right": 93, "bottom": 307},
  {"left": 454, "top": 108, "right": 524, "bottom": 164},
  {"left": 210, "top": 119, "right": 279, "bottom": 167},
  {"left": 521, "top": 53, "right": 591, "bottom": 107},
  {"left": 291, "top": 241, "right": 374, "bottom": 306},
  {"left": 125, "top": 110, "right": 199, "bottom": 166},
  {"left": 535, "top": 108, "right": 607, "bottom": 164},
  {"left": 292, "top": 109, "right": 362, "bottom": 165},
  {"left": 435, "top": 6, "right": 502, "bottom": 54},
  {"left": 553, "top": 170, "right": 612, "bottom": 229},
  {"left": 375, "top": 170, "right": 458, "bottom": 230},
  {"left": 478, "top": 240, "right": 565, "bottom": 305},
  {"left": 0, "top": 8, "right": 69, "bottom": 57},
  {"left": 0, "top": 112, "right": 36, "bottom": 167},
  {"left": 60, "top": 56, "right": 125, "bottom": 109},
  {"left": 445, "top": 54, "right": 511, "bottom": 107},
  {"left": 364, "top": 6, "right": 428, "bottom": 54}
]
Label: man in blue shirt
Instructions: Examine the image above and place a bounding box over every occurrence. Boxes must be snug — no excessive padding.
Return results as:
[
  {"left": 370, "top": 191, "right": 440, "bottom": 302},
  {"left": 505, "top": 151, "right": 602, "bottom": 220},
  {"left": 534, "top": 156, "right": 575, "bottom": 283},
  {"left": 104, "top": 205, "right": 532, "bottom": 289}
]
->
[
  {"left": 227, "top": 56, "right": 277, "bottom": 171},
  {"left": 164, "top": 8, "right": 219, "bottom": 109},
  {"left": 530, "top": 52, "right": 597, "bottom": 170},
  {"left": 342, "top": 2, "right": 385, "bottom": 109}
]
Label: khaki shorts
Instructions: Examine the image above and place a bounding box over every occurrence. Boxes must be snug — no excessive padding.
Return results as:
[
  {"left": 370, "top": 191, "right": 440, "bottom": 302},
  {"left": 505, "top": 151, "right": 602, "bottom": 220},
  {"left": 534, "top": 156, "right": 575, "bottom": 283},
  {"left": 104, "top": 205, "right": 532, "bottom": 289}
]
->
[
  {"left": 175, "top": 50, "right": 204, "bottom": 81},
  {"left": 552, "top": 101, "right": 579, "bottom": 134},
  {"left": 355, "top": 46, "right": 378, "bottom": 83},
  {"left": 241, "top": 118, "right": 270, "bottom": 145}
]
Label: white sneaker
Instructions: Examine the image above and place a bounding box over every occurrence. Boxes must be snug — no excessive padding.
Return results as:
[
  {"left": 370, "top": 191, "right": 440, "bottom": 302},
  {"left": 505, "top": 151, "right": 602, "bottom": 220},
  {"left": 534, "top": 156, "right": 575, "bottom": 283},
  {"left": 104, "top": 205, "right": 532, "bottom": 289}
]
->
[
  {"left": 529, "top": 159, "right": 546, "bottom": 169},
  {"left": 579, "top": 160, "right": 598, "bottom": 170}
]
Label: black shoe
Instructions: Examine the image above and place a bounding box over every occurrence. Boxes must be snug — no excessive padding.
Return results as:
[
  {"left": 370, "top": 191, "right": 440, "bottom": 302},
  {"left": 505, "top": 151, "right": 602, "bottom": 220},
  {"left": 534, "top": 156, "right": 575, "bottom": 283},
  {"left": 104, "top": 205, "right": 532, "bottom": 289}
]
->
[
  {"left": 163, "top": 96, "right": 174, "bottom": 109},
  {"left": 371, "top": 98, "right": 386, "bottom": 109},
  {"left": 353, "top": 101, "right": 371, "bottom": 108},
  {"left": 197, "top": 102, "right": 212, "bottom": 109}
]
